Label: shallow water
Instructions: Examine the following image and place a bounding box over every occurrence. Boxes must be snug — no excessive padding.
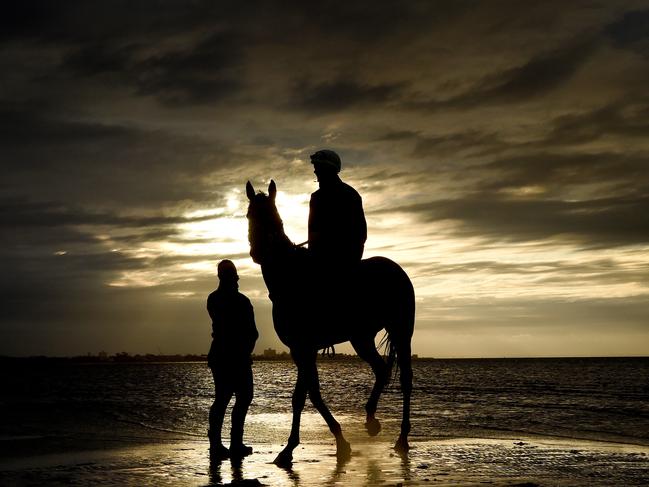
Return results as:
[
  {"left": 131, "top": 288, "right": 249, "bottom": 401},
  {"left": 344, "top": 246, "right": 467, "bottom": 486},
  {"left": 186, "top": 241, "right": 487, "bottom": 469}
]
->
[{"left": 2, "top": 358, "right": 649, "bottom": 447}]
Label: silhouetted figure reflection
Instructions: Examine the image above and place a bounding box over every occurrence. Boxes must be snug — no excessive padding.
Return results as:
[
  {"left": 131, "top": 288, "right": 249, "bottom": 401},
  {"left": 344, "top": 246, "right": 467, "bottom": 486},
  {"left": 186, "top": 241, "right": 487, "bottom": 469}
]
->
[
  {"left": 308, "top": 149, "right": 367, "bottom": 267},
  {"left": 208, "top": 456, "right": 255, "bottom": 486},
  {"left": 207, "top": 259, "right": 258, "bottom": 459},
  {"left": 208, "top": 456, "right": 224, "bottom": 485}
]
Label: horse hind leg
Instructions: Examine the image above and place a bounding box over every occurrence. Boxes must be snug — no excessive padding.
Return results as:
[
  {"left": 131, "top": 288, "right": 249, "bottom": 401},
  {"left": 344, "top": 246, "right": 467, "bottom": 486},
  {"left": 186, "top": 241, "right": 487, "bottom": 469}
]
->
[
  {"left": 352, "top": 337, "right": 391, "bottom": 437},
  {"left": 393, "top": 338, "right": 413, "bottom": 454}
]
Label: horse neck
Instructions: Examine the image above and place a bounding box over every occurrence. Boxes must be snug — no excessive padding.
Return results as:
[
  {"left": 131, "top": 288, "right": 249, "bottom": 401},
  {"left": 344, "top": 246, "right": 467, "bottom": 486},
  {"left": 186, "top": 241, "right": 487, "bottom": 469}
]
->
[{"left": 258, "top": 239, "right": 297, "bottom": 301}]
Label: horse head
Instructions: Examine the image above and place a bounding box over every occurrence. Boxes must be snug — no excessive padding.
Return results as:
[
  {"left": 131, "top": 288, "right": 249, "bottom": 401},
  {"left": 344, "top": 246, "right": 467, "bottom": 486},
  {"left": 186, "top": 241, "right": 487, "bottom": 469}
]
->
[{"left": 246, "top": 180, "right": 292, "bottom": 264}]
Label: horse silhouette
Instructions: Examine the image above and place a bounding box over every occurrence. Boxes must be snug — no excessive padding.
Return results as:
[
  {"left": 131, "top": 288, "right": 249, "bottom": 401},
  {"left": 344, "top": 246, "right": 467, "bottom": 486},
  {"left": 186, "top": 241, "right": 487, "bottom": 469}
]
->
[{"left": 246, "top": 180, "right": 415, "bottom": 464}]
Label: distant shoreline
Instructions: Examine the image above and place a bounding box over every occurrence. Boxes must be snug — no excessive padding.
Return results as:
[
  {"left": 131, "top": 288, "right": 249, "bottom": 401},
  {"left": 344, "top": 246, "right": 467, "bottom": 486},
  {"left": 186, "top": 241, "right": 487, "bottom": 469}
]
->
[{"left": 1, "top": 354, "right": 646, "bottom": 364}]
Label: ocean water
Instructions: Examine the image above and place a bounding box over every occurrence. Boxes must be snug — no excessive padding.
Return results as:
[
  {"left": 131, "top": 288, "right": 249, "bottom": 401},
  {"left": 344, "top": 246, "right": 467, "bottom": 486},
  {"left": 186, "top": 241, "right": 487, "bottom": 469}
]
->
[{"left": 2, "top": 358, "right": 649, "bottom": 447}]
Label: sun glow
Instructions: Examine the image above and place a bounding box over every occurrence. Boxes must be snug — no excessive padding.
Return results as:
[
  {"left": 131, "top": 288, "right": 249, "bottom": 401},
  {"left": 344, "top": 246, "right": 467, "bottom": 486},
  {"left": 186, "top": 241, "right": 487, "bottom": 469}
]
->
[
  {"left": 180, "top": 260, "right": 216, "bottom": 273},
  {"left": 275, "top": 190, "right": 309, "bottom": 242},
  {"left": 173, "top": 210, "right": 249, "bottom": 258}
]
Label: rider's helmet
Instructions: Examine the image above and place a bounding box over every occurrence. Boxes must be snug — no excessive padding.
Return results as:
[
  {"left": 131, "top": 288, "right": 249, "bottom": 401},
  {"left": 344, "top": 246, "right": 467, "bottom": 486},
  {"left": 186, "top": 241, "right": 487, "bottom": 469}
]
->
[{"left": 310, "top": 149, "right": 341, "bottom": 173}]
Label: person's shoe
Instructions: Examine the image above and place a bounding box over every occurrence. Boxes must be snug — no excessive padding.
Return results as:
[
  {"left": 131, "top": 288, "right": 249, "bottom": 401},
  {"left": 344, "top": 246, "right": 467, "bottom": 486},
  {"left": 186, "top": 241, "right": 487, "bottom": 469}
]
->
[
  {"left": 208, "top": 430, "right": 230, "bottom": 459},
  {"left": 210, "top": 443, "right": 230, "bottom": 460},
  {"left": 229, "top": 443, "right": 253, "bottom": 458}
]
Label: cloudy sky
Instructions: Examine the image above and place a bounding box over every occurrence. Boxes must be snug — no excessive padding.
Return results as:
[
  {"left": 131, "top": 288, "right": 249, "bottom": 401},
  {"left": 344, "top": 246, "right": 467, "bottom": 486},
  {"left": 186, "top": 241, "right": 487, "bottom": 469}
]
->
[{"left": 2, "top": 1, "right": 649, "bottom": 358}]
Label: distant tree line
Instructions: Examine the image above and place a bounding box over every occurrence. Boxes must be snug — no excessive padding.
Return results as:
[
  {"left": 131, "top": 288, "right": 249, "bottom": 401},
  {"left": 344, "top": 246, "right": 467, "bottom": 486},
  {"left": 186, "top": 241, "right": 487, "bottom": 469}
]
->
[{"left": 0, "top": 349, "right": 422, "bottom": 364}]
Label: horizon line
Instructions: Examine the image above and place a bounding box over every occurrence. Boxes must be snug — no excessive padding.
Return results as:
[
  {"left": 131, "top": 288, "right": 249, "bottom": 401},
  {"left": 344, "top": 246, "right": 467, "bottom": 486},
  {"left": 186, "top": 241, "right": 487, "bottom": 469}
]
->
[{"left": 1, "top": 353, "right": 648, "bottom": 360}]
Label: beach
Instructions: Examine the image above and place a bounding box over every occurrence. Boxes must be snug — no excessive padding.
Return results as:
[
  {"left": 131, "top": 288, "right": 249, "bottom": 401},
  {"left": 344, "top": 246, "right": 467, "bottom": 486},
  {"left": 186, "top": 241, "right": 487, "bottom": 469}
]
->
[
  {"left": 2, "top": 358, "right": 648, "bottom": 485},
  {"left": 1, "top": 434, "right": 648, "bottom": 486}
]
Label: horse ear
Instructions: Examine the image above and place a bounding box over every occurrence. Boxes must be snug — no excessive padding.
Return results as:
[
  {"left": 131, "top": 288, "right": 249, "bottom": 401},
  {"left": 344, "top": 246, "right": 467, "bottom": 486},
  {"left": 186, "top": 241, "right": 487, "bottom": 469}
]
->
[
  {"left": 268, "top": 180, "right": 277, "bottom": 201},
  {"left": 246, "top": 181, "right": 255, "bottom": 200}
]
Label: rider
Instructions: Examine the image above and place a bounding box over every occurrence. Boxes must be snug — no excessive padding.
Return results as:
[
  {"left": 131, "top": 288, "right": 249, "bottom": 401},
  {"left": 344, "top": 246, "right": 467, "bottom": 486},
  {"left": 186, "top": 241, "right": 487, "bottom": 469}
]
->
[{"left": 308, "top": 149, "right": 367, "bottom": 268}]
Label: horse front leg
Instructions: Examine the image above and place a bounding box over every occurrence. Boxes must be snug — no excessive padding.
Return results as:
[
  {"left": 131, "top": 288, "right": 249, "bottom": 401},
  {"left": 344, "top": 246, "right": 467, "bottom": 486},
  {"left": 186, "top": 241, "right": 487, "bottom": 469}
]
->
[
  {"left": 305, "top": 356, "right": 351, "bottom": 461},
  {"left": 274, "top": 363, "right": 308, "bottom": 466}
]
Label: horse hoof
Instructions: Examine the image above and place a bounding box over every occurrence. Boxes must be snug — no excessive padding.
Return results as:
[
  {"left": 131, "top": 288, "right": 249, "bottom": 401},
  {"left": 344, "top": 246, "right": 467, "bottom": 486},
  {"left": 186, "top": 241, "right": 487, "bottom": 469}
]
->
[
  {"left": 273, "top": 451, "right": 293, "bottom": 467},
  {"left": 394, "top": 436, "right": 410, "bottom": 455},
  {"left": 365, "top": 418, "right": 382, "bottom": 436},
  {"left": 336, "top": 439, "right": 352, "bottom": 461}
]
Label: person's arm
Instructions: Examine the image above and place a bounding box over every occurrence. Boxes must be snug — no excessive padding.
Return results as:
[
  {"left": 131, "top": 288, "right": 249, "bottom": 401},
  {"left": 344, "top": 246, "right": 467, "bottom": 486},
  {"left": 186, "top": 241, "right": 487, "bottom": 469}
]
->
[
  {"left": 207, "top": 295, "right": 218, "bottom": 338},
  {"left": 208, "top": 294, "right": 229, "bottom": 344},
  {"left": 244, "top": 299, "right": 258, "bottom": 356},
  {"left": 206, "top": 294, "right": 221, "bottom": 367},
  {"left": 346, "top": 190, "right": 367, "bottom": 259}
]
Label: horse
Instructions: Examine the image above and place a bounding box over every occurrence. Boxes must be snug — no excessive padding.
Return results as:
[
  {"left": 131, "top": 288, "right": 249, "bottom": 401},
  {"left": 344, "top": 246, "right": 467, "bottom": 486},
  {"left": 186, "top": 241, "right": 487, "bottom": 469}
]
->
[{"left": 245, "top": 180, "right": 415, "bottom": 465}]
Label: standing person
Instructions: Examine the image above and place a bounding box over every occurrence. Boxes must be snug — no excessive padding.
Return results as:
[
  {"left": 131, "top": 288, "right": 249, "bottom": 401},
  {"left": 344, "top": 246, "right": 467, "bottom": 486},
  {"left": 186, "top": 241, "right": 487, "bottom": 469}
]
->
[
  {"left": 207, "top": 259, "right": 258, "bottom": 459},
  {"left": 308, "top": 149, "right": 367, "bottom": 267}
]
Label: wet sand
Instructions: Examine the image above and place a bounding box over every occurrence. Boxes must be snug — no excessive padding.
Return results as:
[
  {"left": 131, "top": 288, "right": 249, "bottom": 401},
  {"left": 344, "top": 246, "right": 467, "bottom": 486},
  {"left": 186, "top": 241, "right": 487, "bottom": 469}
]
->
[{"left": 1, "top": 435, "right": 648, "bottom": 486}]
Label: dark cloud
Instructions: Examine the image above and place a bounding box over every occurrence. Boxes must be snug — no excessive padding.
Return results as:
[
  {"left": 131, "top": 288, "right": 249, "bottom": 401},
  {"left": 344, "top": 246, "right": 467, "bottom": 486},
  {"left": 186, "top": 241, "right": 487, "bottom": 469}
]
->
[
  {"left": 543, "top": 99, "right": 649, "bottom": 146},
  {"left": 63, "top": 31, "right": 245, "bottom": 105},
  {"left": 0, "top": 198, "right": 219, "bottom": 230},
  {"left": 478, "top": 40, "right": 596, "bottom": 101},
  {"left": 0, "top": 1, "right": 224, "bottom": 44},
  {"left": 373, "top": 128, "right": 510, "bottom": 163},
  {"left": 0, "top": 103, "right": 240, "bottom": 207},
  {"left": 62, "top": 42, "right": 134, "bottom": 77},
  {"left": 477, "top": 151, "right": 649, "bottom": 197},
  {"left": 1, "top": 1, "right": 480, "bottom": 112},
  {"left": 134, "top": 32, "right": 243, "bottom": 104},
  {"left": 0, "top": 1, "right": 69, "bottom": 42},
  {"left": 606, "top": 9, "right": 649, "bottom": 54},
  {"left": 275, "top": 1, "right": 459, "bottom": 43},
  {"left": 288, "top": 79, "right": 406, "bottom": 114},
  {"left": 406, "top": 9, "right": 649, "bottom": 112},
  {"left": 0, "top": 102, "right": 131, "bottom": 146},
  {"left": 0, "top": 247, "right": 142, "bottom": 322},
  {"left": 411, "top": 130, "right": 506, "bottom": 160},
  {"left": 390, "top": 194, "right": 649, "bottom": 247},
  {"left": 409, "top": 258, "right": 649, "bottom": 287},
  {"left": 411, "top": 39, "right": 598, "bottom": 110},
  {"left": 375, "top": 130, "right": 420, "bottom": 142}
]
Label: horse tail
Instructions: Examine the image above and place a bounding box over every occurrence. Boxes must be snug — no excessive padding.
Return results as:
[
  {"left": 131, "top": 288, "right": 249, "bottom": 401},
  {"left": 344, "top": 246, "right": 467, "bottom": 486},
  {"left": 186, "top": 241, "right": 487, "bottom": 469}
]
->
[{"left": 379, "top": 331, "right": 399, "bottom": 385}]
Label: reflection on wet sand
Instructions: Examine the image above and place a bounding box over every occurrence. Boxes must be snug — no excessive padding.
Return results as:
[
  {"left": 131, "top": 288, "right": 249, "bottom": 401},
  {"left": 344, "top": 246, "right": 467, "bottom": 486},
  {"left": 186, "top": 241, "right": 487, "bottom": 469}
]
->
[
  {"left": 206, "top": 442, "right": 411, "bottom": 486},
  {"left": 1, "top": 438, "right": 648, "bottom": 486},
  {"left": 277, "top": 460, "right": 301, "bottom": 487},
  {"left": 209, "top": 455, "right": 258, "bottom": 486}
]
